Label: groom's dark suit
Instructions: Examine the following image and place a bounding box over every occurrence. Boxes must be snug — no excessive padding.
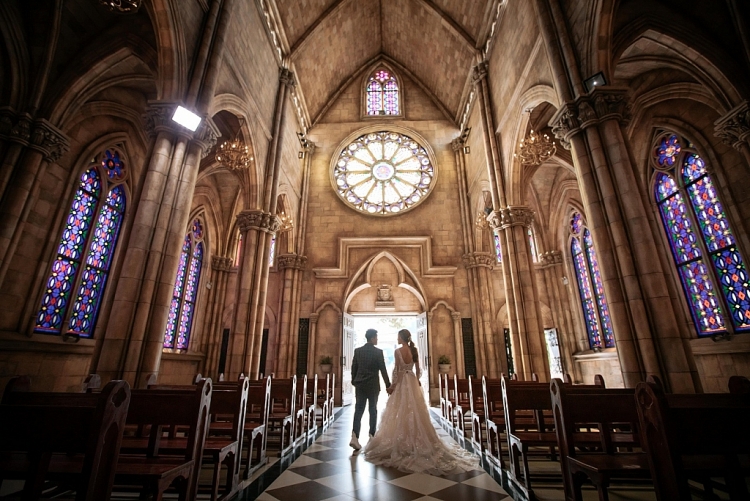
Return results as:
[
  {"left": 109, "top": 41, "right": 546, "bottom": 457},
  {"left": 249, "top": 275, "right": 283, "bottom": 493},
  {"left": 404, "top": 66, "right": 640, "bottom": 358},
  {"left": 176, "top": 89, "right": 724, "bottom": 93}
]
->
[{"left": 351, "top": 342, "right": 391, "bottom": 438}]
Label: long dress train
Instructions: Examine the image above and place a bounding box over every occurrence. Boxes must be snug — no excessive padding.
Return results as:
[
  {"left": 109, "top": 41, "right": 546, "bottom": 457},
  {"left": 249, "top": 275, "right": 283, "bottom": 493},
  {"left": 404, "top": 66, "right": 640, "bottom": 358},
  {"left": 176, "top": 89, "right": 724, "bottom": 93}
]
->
[{"left": 363, "top": 348, "right": 477, "bottom": 475}]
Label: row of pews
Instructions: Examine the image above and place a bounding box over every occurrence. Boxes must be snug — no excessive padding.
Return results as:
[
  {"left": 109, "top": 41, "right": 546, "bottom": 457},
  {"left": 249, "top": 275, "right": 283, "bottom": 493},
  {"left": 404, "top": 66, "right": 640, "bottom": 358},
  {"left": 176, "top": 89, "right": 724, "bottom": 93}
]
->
[
  {"left": 0, "top": 372, "right": 336, "bottom": 501},
  {"left": 438, "top": 373, "right": 750, "bottom": 500}
]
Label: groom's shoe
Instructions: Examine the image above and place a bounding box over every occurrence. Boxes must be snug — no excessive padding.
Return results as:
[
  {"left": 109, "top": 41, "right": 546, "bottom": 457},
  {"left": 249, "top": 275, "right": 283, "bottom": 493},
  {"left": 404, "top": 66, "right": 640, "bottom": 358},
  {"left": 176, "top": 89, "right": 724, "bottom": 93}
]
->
[{"left": 350, "top": 432, "right": 361, "bottom": 450}]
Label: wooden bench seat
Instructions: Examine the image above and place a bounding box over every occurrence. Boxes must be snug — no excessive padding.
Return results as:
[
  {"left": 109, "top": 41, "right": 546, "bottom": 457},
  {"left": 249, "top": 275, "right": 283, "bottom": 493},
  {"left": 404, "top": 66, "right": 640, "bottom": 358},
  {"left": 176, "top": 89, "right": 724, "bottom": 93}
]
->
[
  {"left": 267, "top": 376, "right": 296, "bottom": 456},
  {"left": 0, "top": 379, "right": 130, "bottom": 501}
]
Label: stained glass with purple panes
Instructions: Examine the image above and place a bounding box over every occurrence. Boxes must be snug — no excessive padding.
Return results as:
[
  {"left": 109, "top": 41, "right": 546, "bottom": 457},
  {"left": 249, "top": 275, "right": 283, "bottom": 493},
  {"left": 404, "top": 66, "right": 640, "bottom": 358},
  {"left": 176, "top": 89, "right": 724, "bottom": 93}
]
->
[
  {"left": 494, "top": 232, "right": 502, "bottom": 263},
  {"left": 366, "top": 69, "right": 399, "bottom": 116},
  {"left": 367, "top": 80, "right": 383, "bottom": 115},
  {"left": 681, "top": 154, "right": 707, "bottom": 184},
  {"left": 384, "top": 79, "right": 399, "bottom": 115},
  {"left": 711, "top": 247, "right": 750, "bottom": 331},
  {"left": 35, "top": 259, "right": 79, "bottom": 333},
  {"left": 176, "top": 242, "right": 202, "bottom": 351},
  {"left": 68, "top": 267, "right": 108, "bottom": 336},
  {"left": 572, "top": 237, "right": 602, "bottom": 348},
  {"left": 192, "top": 219, "right": 203, "bottom": 239},
  {"left": 584, "top": 229, "right": 615, "bottom": 347},
  {"left": 655, "top": 134, "right": 681, "bottom": 167},
  {"left": 656, "top": 174, "right": 701, "bottom": 264},
  {"left": 686, "top": 175, "right": 734, "bottom": 252},
  {"left": 103, "top": 150, "right": 125, "bottom": 181},
  {"left": 164, "top": 234, "right": 191, "bottom": 349},
  {"left": 528, "top": 227, "right": 537, "bottom": 262},
  {"left": 570, "top": 211, "right": 582, "bottom": 234},
  {"left": 677, "top": 260, "right": 726, "bottom": 335}
]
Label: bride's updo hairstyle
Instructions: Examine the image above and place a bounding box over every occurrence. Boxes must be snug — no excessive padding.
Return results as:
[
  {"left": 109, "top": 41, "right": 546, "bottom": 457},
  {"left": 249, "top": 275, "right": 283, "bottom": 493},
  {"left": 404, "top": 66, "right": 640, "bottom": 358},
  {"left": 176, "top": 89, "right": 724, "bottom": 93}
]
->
[{"left": 398, "top": 329, "right": 418, "bottom": 362}]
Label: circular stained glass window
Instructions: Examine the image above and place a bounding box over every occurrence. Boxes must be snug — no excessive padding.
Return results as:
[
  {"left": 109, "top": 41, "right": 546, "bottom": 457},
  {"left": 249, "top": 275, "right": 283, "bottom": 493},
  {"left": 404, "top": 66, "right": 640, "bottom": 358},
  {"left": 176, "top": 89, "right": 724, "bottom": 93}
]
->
[{"left": 332, "top": 130, "right": 436, "bottom": 215}]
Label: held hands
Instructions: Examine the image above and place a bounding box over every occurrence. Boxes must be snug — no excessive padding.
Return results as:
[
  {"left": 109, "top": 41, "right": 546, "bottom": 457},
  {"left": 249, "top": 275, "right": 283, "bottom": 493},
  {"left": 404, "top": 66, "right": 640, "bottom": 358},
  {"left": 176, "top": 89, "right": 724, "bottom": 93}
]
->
[{"left": 386, "top": 385, "right": 394, "bottom": 395}]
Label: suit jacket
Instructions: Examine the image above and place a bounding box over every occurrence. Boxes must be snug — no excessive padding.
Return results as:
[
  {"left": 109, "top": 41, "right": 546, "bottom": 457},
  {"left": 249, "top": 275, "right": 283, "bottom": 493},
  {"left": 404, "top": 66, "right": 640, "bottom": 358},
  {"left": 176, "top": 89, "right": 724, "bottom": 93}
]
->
[{"left": 351, "top": 343, "right": 391, "bottom": 393}]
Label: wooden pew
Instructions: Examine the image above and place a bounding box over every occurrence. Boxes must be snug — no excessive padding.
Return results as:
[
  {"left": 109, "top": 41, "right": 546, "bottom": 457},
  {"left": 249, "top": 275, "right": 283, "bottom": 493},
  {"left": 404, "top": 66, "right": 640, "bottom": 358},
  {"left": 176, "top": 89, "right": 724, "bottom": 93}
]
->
[
  {"left": 502, "top": 376, "right": 559, "bottom": 497},
  {"left": 116, "top": 379, "right": 212, "bottom": 501},
  {"left": 233, "top": 377, "right": 270, "bottom": 480},
  {"left": 444, "top": 375, "right": 457, "bottom": 433},
  {"left": 453, "top": 376, "right": 470, "bottom": 445},
  {"left": 82, "top": 374, "right": 101, "bottom": 393},
  {"left": 482, "top": 376, "right": 505, "bottom": 471},
  {"left": 636, "top": 381, "right": 750, "bottom": 500},
  {"left": 267, "top": 376, "right": 295, "bottom": 456},
  {"left": 305, "top": 374, "right": 318, "bottom": 444},
  {"left": 550, "top": 379, "right": 647, "bottom": 501},
  {"left": 468, "top": 375, "right": 485, "bottom": 454},
  {"left": 292, "top": 375, "right": 308, "bottom": 448},
  {"left": 317, "top": 374, "right": 330, "bottom": 431},
  {"left": 0, "top": 379, "right": 130, "bottom": 501},
  {"left": 327, "top": 373, "right": 336, "bottom": 427},
  {"left": 438, "top": 373, "right": 446, "bottom": 424}
]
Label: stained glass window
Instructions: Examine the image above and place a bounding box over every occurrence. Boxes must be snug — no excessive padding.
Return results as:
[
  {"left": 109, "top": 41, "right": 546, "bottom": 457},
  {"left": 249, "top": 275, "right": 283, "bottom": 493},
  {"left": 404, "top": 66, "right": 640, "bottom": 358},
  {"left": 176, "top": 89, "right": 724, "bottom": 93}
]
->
[
  {"left": 569, "top": 210, "right": 615, "bottom": 349},
  {"left": 333, "top": 130, "right": 435, "bottom": 215},
  {"left": 35, "top": 150, "right": 127, "bottom": 337},
  {"left": 652, "top": 132, "right": 749, "bottom": 336},
  {"left": 269, "top": 236, "right": 276, "bottom": 267},
  {"left": 164, "top": 219, "right": 204, "bottom": 351},
  {"left": 234, "top": 233, "right": 242, "bottom": 267},
  {"left": 528, "top": 227, "right": 538, "bottom": 263},
  {"left": 494, "top": 232, "right": 502, "bottom": 263},
  {"left": 366, "top": 69, "right": 400, "bottom": 116}
]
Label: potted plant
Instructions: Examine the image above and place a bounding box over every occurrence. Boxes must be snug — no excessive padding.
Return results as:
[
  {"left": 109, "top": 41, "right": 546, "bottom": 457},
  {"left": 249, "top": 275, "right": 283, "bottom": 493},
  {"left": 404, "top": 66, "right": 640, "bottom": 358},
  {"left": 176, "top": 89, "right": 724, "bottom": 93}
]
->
[
  {"left": 438, "top": 355, "right": 451, "bottom": 374},
  {"left": 319, "top": 356, "right": 333, "bottom": 374}
]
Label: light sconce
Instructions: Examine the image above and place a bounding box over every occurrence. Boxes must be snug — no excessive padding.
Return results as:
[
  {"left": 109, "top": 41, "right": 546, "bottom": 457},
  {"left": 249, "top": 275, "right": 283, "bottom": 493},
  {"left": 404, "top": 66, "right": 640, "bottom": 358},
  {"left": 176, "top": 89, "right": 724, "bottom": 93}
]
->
[
  {"left": 463, "top": 146, "right": 470, "bottom": 154},
  {"left": 298, "top": 151, "right": 305, "bottom": 159},
  {"left": 561, "top": 276, "right": 569, "bottom": 285},
  {"left": 98, "top": 0, "right": 141, "bottom": 13},
  {"left": 172, "top": 106, "right": 202, "bottom": 132},
  {"left": 584, "top": 72, "right": 607, "bottom": 93}
]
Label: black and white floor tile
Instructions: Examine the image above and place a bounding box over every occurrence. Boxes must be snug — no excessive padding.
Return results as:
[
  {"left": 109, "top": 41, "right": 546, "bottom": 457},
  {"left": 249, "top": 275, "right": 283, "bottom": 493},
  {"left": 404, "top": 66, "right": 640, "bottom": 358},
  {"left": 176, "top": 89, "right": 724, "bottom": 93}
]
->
[{"left": 248, "top": 406, "right": 511, "bottom": 501}]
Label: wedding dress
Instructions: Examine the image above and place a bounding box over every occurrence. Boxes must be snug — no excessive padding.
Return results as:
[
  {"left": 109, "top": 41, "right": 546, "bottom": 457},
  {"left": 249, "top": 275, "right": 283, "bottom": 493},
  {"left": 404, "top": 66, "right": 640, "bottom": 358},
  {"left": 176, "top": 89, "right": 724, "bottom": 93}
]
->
[{"left": 363, "top": 348, "right": 477, "bottom": 475}]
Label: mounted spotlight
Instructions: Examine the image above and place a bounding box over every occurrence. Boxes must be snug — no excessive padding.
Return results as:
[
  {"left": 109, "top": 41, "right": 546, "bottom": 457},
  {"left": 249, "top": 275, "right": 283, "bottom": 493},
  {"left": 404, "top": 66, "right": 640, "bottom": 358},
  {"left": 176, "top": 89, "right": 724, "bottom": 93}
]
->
[
  {"left": 172, "top": 106, "right": 202, "bottom": 132},
  {"left": 584, "top": 72, "right": 607, "bottom": 93}
]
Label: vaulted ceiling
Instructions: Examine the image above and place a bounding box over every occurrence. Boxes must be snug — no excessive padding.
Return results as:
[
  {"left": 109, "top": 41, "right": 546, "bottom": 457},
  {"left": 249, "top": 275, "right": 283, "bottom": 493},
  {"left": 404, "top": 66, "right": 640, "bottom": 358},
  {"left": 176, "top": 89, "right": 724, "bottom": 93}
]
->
[{"left": 272, "top": 0, "right": 501, "bottom": 124}]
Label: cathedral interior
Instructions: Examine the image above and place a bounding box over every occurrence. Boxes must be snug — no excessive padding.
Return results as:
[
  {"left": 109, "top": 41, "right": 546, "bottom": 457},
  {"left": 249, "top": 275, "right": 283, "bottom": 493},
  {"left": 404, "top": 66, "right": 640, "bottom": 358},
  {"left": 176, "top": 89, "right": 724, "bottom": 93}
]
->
[{"left": 1, "top": 0, "right": 750, "bottom": 498}]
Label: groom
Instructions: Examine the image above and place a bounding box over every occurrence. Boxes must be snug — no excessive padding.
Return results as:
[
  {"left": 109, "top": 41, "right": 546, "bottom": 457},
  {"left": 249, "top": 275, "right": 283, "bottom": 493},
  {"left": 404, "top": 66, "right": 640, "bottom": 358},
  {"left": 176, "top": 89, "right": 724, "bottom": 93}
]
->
[{"left": 350, "top": 328, "right": 391, "bottom": 450}]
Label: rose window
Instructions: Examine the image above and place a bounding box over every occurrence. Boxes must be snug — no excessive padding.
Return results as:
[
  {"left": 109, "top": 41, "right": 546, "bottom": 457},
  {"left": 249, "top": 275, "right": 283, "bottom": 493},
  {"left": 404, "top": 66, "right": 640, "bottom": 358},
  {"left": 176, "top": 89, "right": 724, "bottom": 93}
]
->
[{"left": 332, "top": 131, "right": 435, "bottom": 215}]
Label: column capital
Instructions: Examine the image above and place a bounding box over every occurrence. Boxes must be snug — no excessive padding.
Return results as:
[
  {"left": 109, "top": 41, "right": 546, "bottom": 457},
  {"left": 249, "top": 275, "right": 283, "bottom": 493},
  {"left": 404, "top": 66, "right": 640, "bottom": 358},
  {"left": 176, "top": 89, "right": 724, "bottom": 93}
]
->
[
  {"left": 549, "top": 88, "right": 631, "bottom": 150},
  {"left": 451, "top": 136, "right": 465, "bottom": 152},
  {"left": 451, "top": 311, "right": 462, "bottom": 321},
  {"left": 462, "top": 251, "right": 495, "bottom": 270},
  {"left": 714, "top": 100, "right": 750, "bottom": 150},
  {"left": 28, "top": 119, "right": 70, "bottom": 163},
  {"left": 278, "top": 253, "right": 307, "bottom": 271},
  {"left": 193, "top": 116, "right": 220, "bottom": 159},
  {"left": 211, "top": 255, "right": 234, "bottom": 271},
  {"left": 471, "top": 60, "right": 489, "bottom": 85},
  {"left": 236, "top": 210, "right": 281, "bottom": 234},
  {"left": 279, "top": 67, "right": 296, "bottom": 88},
  {"left": 143, "top": 101, "right": 183, "bottom": 138},
  {"left": 487, "top": 206, "right": 535, "bottom": 230},
  {"left": 309, "top": 312, "right": 319, "bottom": 323},
  {"left": 0, "top": 107, "right": 20, "bottom": 140},
  {"left": 539, "top": 250, "right": 563, "bottom": 268}
]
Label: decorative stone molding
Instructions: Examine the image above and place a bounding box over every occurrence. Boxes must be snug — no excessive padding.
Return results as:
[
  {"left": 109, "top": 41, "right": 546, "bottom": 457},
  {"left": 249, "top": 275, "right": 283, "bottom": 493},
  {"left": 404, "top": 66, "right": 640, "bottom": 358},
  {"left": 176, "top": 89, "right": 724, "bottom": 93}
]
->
[
  {"left": 211, "top": 255, "right": 233, "bottom": 271},
  {"left": 236, "top": 210, "right": 281, "bottom": 234},
  {"left": 309, "top": 312, "right": 319, "bottom": 323},
  {"left": 539, "top": 250, "right": 563, "bottom": 268},
  {"left": 0, "top": 107, "right": 15, "bottom": 137},
  {"left": 29, "top": 119, "right": 70, "bottom": 162},
  {"left": 472, "top": 60, "right": 489, "bottom": 85},
  {"left": 462, "top": 252, "right": 495, "bottom": 270},
  {"left": 487, "top": 206, "right": 535, "bottom": 230},
  {"left": 194, "top": 116, "right": 220, "bottom": 159},
  {"left": 714, "top": 100, "right": 750, "bottom": 150},
  {"left": 451, "top": 311, "right": 462, "bottom": 321},
  {"left": 451, "top": 137, "right": 465, "bottom": 152},
  {"left": 279, "top": 67, "right": 296, "bottom": 88},
  {"left": 143, "top": 101, "right": 181, "bottom": 138},
  {"left": 277, "top": 253, "right": 307, "bottom": 271},
  {"left": 549, "top": 88, "right": 631, "bottom": 150},
  {"left": 10, "top": 114, "right": 32, "bottom": 143}
]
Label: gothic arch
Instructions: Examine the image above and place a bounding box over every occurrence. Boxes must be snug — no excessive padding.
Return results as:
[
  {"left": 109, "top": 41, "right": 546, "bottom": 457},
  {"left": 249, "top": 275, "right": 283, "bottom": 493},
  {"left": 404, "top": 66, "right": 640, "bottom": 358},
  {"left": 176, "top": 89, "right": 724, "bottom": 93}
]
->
[
  {"left": 0, "top": 2, "right": 28, "bottom": 109},
  {"left": 144, "top": 0, "right": 187, "bottom": 101},
  {"left": 343, "top": 251, "right": 427, "bottom": 312}
]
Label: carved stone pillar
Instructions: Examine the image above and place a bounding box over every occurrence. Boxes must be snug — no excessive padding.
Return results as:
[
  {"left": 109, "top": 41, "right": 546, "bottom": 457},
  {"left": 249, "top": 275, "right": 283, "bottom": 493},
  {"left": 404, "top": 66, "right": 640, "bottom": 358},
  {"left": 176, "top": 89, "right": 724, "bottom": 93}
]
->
[
  {"left": 94, "top": 102, "right": 219, "bottom": 386},
  {"left": 462, "top": 251, "right": 501, "bottom": 377},
  {"left": 228, "top": 209, "right": 280, "bottom": 379},
  {"left": 202, "top": 255, "right": 234, "bottom": 377},
  {"left": 714, "top": 101, "right": 750, "bottom": 229},
  {"left": 277, "top": 253, "right": 307, "bottom": 377},
  {"left": 538, "top": 250, "right": 580, "bottom": 381},
  {"left": 490, "top": 206, "right": 548, "bottom": 381},
  {"left": 0, "top": 118, "right": 70, "bottom": 286},
  {"left": 550, "top": 88, "right": 698, "bottom": 391},
  {"left": 307, "top": 312, "right": 319, "bottom": 378},
  {"left": 451, "top": 311, "right": 465, "bottom": 377}
]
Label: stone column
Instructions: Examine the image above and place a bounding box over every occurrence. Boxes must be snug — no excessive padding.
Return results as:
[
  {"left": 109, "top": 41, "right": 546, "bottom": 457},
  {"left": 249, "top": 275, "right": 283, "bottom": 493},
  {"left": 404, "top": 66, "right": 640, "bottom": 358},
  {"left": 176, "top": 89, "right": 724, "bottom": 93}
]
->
[
  {"left": 307, "top": 312, "right": 319, "bottom": 378},
  {"left": 539, "top": 250, "right": 581, "bottom": 381},
  {"left": 451, "top": 311, "right": 465, "bottom": 376},
  {"left": 550, "top": 88, "right": 698, "bottom": 391},
  {"left": 202, "top": 255, "right": 233, "bottom": 377},
  {"left": 94, "top": 102, "right": 219, "bottom": 385},
  {"left": 462, "top": 251, "right": 501, "bottom": 377},
  {"left": 228, "top": 210, "right": 280, "bottom": 378},
  {"left": 489, "top": 206, "right": 548, "bottom": 381},
  {"left": 0, "top": 119, "right": 69, "bottom": 287},
  {"left": 277, "top": 253, "right": 307, "bottom": 377},
  {"left": 715, "top": 100, "right": 750, "bottom": 173}
]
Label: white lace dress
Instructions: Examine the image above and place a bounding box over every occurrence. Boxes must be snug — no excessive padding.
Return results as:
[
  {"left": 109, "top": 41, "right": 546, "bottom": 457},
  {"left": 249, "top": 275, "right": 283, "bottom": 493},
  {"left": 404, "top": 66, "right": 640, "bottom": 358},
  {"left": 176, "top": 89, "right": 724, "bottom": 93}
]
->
[{"left": 363, "top": 348, "right": 477, "bottom": 475}]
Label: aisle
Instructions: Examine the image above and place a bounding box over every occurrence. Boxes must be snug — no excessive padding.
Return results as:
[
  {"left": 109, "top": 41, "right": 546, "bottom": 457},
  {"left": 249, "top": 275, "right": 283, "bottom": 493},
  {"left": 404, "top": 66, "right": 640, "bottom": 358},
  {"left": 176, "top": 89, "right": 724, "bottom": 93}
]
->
[{"left": 254, "top": 405, "right": 511, "bottom": 501}]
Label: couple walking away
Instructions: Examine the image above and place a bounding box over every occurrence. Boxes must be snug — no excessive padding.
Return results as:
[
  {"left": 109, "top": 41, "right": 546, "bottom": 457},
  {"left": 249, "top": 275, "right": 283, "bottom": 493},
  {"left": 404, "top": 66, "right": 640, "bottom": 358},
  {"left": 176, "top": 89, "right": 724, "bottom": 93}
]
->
[{"left": 349, "top": 328, "right": 475, "bottom": 475}]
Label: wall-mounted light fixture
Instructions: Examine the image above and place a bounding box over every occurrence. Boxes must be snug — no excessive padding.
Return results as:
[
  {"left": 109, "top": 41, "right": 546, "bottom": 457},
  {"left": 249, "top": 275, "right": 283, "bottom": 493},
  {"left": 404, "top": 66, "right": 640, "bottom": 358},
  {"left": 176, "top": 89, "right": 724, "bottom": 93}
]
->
[
  {"left": 584, "top": 72, "right": 607, "bottom": 93},
  {"left": 172, "top": 106, "right": 202, "bottom": 131},
  {"left": 463, "top": 146, "right": 470, "bottom": 154},
  {"left": 298, "top": 151, "right": 305, "bottom": 159}
]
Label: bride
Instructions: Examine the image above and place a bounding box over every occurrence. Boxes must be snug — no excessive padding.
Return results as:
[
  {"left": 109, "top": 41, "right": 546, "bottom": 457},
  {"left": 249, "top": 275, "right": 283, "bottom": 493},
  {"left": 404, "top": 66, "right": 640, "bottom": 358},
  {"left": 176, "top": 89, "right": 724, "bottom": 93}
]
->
[{"left": 363, "top": 328, "right": 477, "bottom": 475}]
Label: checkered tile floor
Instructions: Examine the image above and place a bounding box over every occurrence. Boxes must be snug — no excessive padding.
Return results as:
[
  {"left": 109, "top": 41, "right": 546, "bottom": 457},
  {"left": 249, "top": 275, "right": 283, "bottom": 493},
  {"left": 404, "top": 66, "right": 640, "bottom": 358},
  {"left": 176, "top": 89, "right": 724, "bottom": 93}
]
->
[{"left": 249, "top": 405, "right": 511, "bottom": 501}]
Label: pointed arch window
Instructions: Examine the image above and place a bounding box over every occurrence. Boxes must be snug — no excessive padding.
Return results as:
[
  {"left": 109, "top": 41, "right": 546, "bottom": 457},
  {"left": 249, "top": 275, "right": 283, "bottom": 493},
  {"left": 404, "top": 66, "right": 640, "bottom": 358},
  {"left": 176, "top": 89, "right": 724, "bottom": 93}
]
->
[
  {"left": 652, "top": 132, "right": 750, "bottom": 337},
  {"left": 164, "top": 219, "right": 204, "bottom": 352},
  {"left": 365, "top": 69, "right": 400, "bottom": 116},
  {"left": 269, "top": 236, "right": 276, "bottom": 267},
  {"left": 494, "top": 232, "right": 503, "bottom": 263},
  {"left": 528, "top": 226, "right": 539, "bottom": 263},
  {"left": 569, "top": 211, "right": 615, "bottom": 349},
  {"left": 35, "top": 151, "right": 127, "bottom": 338}
]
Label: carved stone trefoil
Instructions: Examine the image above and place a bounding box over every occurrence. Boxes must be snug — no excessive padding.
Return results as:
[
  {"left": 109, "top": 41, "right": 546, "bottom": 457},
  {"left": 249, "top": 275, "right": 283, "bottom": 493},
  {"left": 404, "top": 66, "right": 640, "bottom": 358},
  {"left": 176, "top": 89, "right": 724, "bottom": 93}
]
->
[{"left": 714, "top": 100, "right": 750, "bottom": 150}]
